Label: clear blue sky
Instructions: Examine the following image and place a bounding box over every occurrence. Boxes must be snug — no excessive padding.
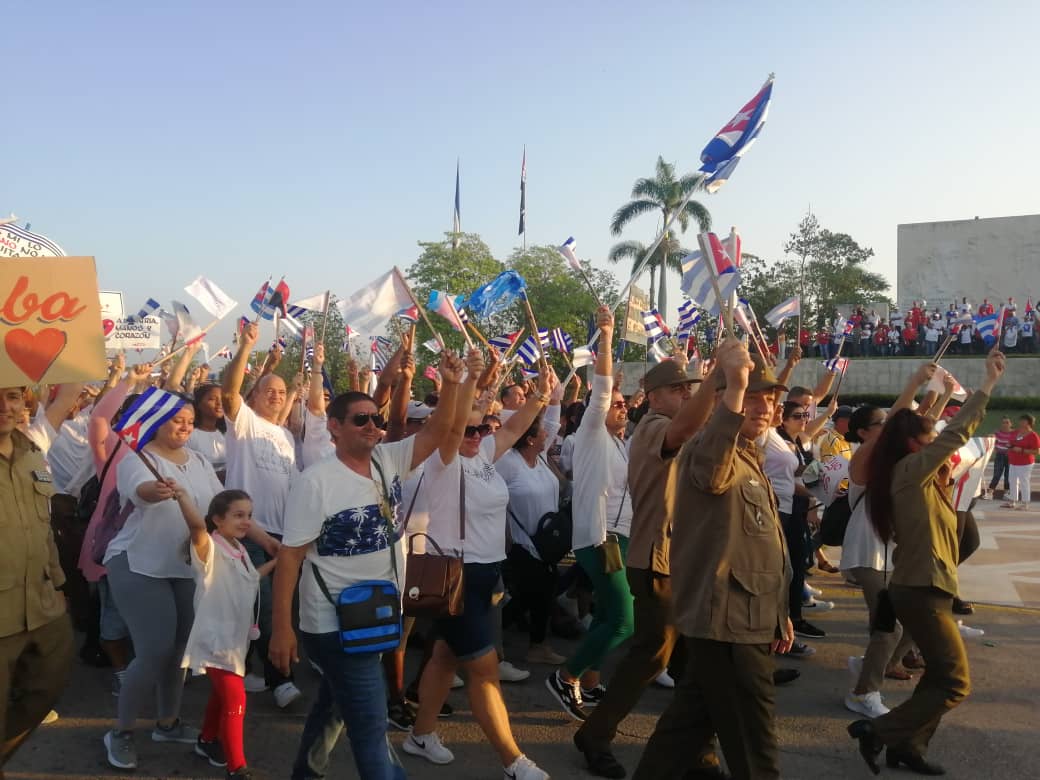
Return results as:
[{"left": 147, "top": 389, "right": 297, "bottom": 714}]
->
[{"left": 7, "top": 1, "right": 1040, "bottom": 345}]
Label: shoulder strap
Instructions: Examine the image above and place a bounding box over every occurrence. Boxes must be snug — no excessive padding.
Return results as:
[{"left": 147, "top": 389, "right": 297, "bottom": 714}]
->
[
  {"left": 369, "top": 456, "right": 399, "bottom": 582},
  {"left": 310, "top": 562, "right": 337, "bottom": 606},
  {"left": 97, "top": 438, "right": 124, "bottom": 487},
  {"left": 459, "top": 464, "right": 466, "bottom": 546},
  {"left": 850, "top": 490, "right": 867, "bottom": 511},
  {"left": 402, "top": 472, "right": 424, "bottom": 533}
]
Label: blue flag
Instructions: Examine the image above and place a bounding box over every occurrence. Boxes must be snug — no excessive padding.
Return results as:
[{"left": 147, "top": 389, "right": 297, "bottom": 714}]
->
[{"left": 464, "top": 270, "right": 527, "bottom": 318}]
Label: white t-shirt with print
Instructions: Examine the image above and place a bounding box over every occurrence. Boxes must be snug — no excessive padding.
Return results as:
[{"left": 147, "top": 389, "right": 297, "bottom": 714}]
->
[
  {"left": 225, "top": 403, "right": 296, "bottom": 534},
  {"left": 424, "top": 436, "right": 510, "bottom": 565},
  {"left": 282, "top": 438, "right": 415, "bottom": 635}
]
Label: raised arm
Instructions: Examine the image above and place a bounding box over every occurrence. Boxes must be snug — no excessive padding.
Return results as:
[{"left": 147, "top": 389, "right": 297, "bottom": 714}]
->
[
  {"left": 775, "top": 345, "right": 801, "bottom": 389},
  {"left": 892, "top": 363, "right": 937, "bottom": 413},
  {"left": 434, "top": 349, "right": 483, "bottom": 465},
  {"left": 174, "top": 487, "right": 211, "bottom": 561},
  {"left": 803, "top": 396, "right": 838, "bottom": 440},
  {"left": 307, "top": 343, "right": 327, "bottom": 416},
  {"left": 923, "top": 373, "right": 957, "bottom": 421},
  {"left": 409, "top": 349, "right": 473, "bottom": 470},
  {"left": 165, "top": 341, "right": 201, "bottom": 392},
  {"left": 663, "top": 360, "right": 720, "bottom": 453},
  {"left": 812, "top": 368, "right": 836, "bottom": 401},
  {"left": 222, "top": 321, "right": 258, "bottom": 422},
  {"left": 44, "top": 382, "right": 86, "bottom": 435},
  {"left": 386, "top": 347, "right": 416, "bottom": 443}
]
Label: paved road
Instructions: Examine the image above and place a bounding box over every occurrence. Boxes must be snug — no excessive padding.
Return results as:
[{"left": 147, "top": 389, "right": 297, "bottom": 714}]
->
[{"left": 7, "top": 568, "right": 1040, "bottom": 780}]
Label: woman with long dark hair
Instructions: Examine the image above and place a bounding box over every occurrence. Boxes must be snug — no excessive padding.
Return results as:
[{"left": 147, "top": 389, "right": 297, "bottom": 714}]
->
[
  {"left": 188, "top": 384, "right": 227, "bottom": 482},
  {"left": 849, "top": 349, "right": 1005, "bottom": 776}
]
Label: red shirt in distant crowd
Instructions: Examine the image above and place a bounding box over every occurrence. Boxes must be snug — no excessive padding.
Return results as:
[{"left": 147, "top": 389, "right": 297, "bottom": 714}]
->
[
  {"left": 873, "top": 325, "right": 889, "bottom": 345},
  {"left": 903, "top": 325, "right": 918, "bottom": 343},
  {"left": 978, "top": 301, "right": 995, "bottom": 316},
  {"left": 799, "top": 328, "right": 811, "bottom": 347},
  {"left": 1007, "top": 429, "right": 1040, "bottom": 466}
]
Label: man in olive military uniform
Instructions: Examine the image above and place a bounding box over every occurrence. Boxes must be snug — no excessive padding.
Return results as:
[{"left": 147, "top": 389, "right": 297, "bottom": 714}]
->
[
  {"left": 0, "top": 385, "right": 74, "bottom": 770},
  {"left": 632, "top": 341, "right": 794, "bottom": 780}
]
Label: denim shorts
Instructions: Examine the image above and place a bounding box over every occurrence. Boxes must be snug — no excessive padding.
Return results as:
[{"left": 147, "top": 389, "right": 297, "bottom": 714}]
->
[
  {"left": 98, "top": 575, "right": 129, "bottom": 641},
  {"left": 433, "top": 562, "right": 501, "bottom": 661}
]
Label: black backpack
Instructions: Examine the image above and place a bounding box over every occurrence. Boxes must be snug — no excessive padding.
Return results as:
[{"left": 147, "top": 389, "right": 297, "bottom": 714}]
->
[
  {"left": 510, "top": 497, "right": 573, "bottom": 566},
  {"left": 75, "top": 439, "right": 123, "bottom": 524},
  {"left": 820, "top": 490, "right": 865, "bottom": 547}
]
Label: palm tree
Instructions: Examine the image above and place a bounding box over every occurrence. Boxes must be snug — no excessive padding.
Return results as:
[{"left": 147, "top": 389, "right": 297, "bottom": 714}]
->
[{"left": 609, "top": 156, "right": 711, "bottom": 313}]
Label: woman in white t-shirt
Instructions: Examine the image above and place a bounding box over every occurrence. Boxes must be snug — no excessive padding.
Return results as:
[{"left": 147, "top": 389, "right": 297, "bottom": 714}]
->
[
  {"left": 102, "top": 396, "right": 223, "bottom": 772},
  {"left": 406, "top": 358, "right": 551, "bottom": 780},
  {"left": 497, "top": 414, "right": 565, "bottom": 666},
  {"left": 187, "top": 384, "right": 227, "bottom": 481}
]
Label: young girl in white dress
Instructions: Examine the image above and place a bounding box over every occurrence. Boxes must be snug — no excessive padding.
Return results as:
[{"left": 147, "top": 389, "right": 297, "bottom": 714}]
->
[{"left": 175, "top": 488, "right": 276, "bottom": 780}]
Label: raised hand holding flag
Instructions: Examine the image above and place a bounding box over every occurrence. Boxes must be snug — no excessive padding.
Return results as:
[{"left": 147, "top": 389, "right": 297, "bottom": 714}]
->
[{"left": 558, "top": 236, "right": 604, "bottom": 306}]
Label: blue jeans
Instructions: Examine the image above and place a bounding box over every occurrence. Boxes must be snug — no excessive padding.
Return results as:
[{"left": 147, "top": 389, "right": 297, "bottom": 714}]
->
[{"left": 290, "top": 631, "right": 406, "bottom": 780}]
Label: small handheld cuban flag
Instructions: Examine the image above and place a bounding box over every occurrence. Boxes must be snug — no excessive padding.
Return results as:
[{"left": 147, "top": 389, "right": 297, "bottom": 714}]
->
[
  {"left": 126, "top": 298, "right": 161, "bottom": 324},
  {"left": 976, "top": 312, "right": 999, "bottom": 345},
  {"left": 548, "top": 328, "right": 573, "bottom": 353},
  {"left": 677, "top": 299, "right": 701, "bottom": 336},
  {"left": 824, "top": 356, "right": 850, "bottom": 375},
  {"left": 680, "top": 234, "right": 741, "bottom": 316},
  {"left": 395, "top": 305, "right": 420, "bottom": 324},
  {"left": 489, "top": 331, "right": 521, "bottom": 352},
  {"left": 371, "top": 336, "right": 394, "bottom": 372},
  {"left": 641, "top": 309, "right": 670, "bottom": 343},
  {"left": 558, "top": 237, "right": 582, "bottom": 272},
  {"left": 113, "top": 388, "right": 188, "bottom": 451},
  {"left": 516, "top": 329, "right": 550, "bottom": 363},
  {"left": 698, "top": 74, "right": 774, "bottom": 193},
  {"left": 215, "top": 346, "right": 233, "bottom": 360},
  {"left": 250, "top": 281, "right": 275, "bottom": 320}
]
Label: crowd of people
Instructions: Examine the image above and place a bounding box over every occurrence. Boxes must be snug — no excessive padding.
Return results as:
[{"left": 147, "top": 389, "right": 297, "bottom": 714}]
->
[
  {"left": 778, "top": 296, "right": 1037, "bottom": 358},
  {"left": 2, "top": 295, "right": 1030, "bottom": 780}
]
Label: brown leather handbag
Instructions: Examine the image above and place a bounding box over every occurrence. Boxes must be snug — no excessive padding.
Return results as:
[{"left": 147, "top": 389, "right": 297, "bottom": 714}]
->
[{"left": 402, "top": 470, "right": 466, "bottom": 617}]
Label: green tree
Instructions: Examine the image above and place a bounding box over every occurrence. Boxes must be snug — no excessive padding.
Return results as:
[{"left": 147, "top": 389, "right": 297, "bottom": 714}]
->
[
  {"left": 609, "top": 155, "right": 711, "bottom": 314},
  {"left": 606, "top": 240, "right": 692, "bottom": 312}
]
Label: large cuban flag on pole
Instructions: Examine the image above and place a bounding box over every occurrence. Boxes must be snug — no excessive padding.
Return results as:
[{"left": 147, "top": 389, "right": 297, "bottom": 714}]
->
[{"left": 699, "top": 75, "right": 774, "bottom": 193}]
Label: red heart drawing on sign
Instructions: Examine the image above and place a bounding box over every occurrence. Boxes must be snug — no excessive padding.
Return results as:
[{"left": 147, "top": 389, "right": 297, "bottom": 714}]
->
[
  {"left": 103, "top": 319, "right": 115, "bottom": 336},
  {"left": 4, "top": 328, "right": 68, "bottom": 382}
]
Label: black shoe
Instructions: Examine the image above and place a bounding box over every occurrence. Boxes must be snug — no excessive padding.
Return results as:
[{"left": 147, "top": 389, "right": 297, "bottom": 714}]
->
[
  {"left": 886, "top": 748, "right": 946, "bottom": 775},
  {"left": 847, "top": 719, "right": 883, "bottom": 775},
  {"left": 952, "top": 598, "right": 974, "bottom": 615},
  {"left": 545, "top": 670, "right": 588, "bottom": 721},
  {"left": 387, "top": 699, "right": 416, "bottom": 731},
  {"left": 405, "top": 686, "right": 453, "bottom": 717},
  {"left": 574, "top": 732, "right": 626, "bottom": 778},
  {"left": 773, "top": 668, "right": 800, "bottom": 685},
  {"left": 194, "top": 737, "right": 227, "bottom": 767},
  {"left": 226, "top": 767, "right": 253, "bottom": 779},
  {"left": 793, "top": 619, "right": 826, "bottom": 639}
]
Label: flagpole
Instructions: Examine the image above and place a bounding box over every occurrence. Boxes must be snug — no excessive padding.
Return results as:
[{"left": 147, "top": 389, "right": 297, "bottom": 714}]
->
[
  {"left": 319, "top": 291, "right": 332, "bottom": 343},
  {"left": 152, "top": 317, "right": 221, "bottom": 367},
  {"left": 520, "top": 293, "right": 548, "bottom": 369},
  {"left": 466, "top": 321, "right": 492, "bottom": 350},
  {"left": 392, "top": 266, "right": 445, "bottom": 350}
]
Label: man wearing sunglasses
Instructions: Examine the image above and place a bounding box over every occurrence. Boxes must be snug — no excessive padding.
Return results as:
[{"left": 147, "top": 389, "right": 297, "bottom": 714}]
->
[
  {"left": 271, "top": 349, "right": 477, "bottom": 780},
  {"left": 575, "top": 348, "right": 718, "bottom": 778},
  {"left": 632, "top": 339, "right": 794, "bottom": 780}
]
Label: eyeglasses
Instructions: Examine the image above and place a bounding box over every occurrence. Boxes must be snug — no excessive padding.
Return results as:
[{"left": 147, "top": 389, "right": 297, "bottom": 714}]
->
[
  {"left": 788, "top": 412, "right": 812, "bottom": 420},
  {"left": 349, "top": 413, "right": 386, "bottom": 429},
  {"left": 464, "top": 424, "right": 492, "bottom": 438},
  {"left": 610, "top": 400, "right": 627, "bottom": 410}
]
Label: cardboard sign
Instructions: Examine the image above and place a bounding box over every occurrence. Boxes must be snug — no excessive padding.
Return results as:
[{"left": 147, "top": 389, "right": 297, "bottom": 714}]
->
[
  {"left": 0, "top": 257, "right": 107, "bottom": 386},
  {"left": 99, "top": 290, "right": 124, "bottom": 338},
  {"left": 622, "top": 284, "right": 649, "bottom": 345},
  {"left": 105, "top": 316, "right": 162, "bottom": 351}
]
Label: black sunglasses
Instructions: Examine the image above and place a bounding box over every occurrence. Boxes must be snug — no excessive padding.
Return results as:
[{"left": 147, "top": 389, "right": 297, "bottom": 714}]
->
[
  {"left": 464, "top": 424, "right": 492, "bottom": 438},
  {"left": 349, "top": 413, "right": 386, "bottom": 430}
]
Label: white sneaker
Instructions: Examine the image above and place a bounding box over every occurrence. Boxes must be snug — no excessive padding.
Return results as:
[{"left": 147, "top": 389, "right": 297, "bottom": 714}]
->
[
  {"left": 802, "top": 598, "right": 835, "bottom": 612},
  {"left": 450, "top": 673, "right": 465, "bottom": 689},
  {"left": 847, "top": 656, "right": 864, "bottom": 681},
  {"left": 845, "top": 690, "right": 890, "bottom": 718},
  {"left": 504, "top": 753, "right": 549, "bottom": 780},
  {"left": 807, "top": 585, "right": 824, "bottom": 597},
  {"left": 243, "top": 673, "right": 268, "bottom": 693},
  {"left": 498, "top": 661, "right": 531, "bottom": 683},
  {"left": 274, "top": 681, "right": 303, "bottom": 708},
  {"left": 654, "top": 670, "right": 676, "bottom": 688},
  {"left": 556, "top": 593, "right": 580, "bottom": 620},
  {"left": 958, "top": 620, "right": 985, "bottom": 639},
  {"left": 403, "top": 731, "right": 454, "bottom": 764}
]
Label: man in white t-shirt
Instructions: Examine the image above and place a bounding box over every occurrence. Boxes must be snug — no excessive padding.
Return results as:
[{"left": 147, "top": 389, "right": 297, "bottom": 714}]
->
[
  {"left": 222, "top": 321, "right": 301, "bottom": 706},
  {"left": 270, "top": 350, "right": 472, "bottom": 780}
]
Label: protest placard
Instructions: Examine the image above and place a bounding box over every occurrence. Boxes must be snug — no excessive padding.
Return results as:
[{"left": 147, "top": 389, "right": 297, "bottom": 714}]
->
[
  {"left": 99, "top": 290, "right": 124, "bottom": 339},
  {"left": 105, "top": 316, "right": 162, "bottom": 351},
  {"left": 622, "top": 284, "right": 649, "bottom": 345},
  {"left": 0, "top": 257, "right": 107, "bottom": 385},
  {"left": 0, "top": 223, "right": 66, "bottom": 258}
]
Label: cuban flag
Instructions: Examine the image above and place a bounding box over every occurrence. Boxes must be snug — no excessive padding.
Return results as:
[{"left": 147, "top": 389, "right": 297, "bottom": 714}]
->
[
  {"left": 250, "top": 281, "right": 275, "bottom": 320},
  {"left": 113, "top": 387, "right": 187, "bottom": 451},
  {"left": 520, "top": 365, "right": 540, "bottom": 380},
  {"left": 641, "top": 309, "right": 670, "bottom": 342},
  {"left": 396, "top": 305, "right": 420, "bottom": 323},
  {"left": 558, "top": 237, "right": 582, "bottom": 272},
  {"left": 422, "top": 338, "right": 443, "bottom": 354},
  {"left": 680, "top": 233, "right": 741, "bottom": 316},
  {"left": 824, "top": 356, "right": 850, "bottom": 375},
  {"left": 764, "top": 296, "right": 800, "bottom": 328},
  {"left": 215, "top": 346, "right": 233, "bottom": 360},
  {"left": 427, "top": 290, "right": 468, "bottom": 332},
  {"left": 677, "top": 299, "right": 701, "bottom": 336},
  {"left": 517, "top": 329, "right": 550, "bottom": 363},
  {"left": 126, "top": 298, "right": 161, "bottom": 324},
  {"left": 976, "top": 312, "right": 999, "bottom": 345},
  {"left": 489, "top": 331, "right": 521, "bottom": 352},
  {"left": 549, "top": 328, "right": 573, "bottom": 353},
  {"left": 371, "top": 336, "right": 395, "bottom": 371},
  {"left": 572, "top": 346, "right": 596, "bottom": 368},
  {"left": 699, "top": 75, "right": 774, "bottom": 193},
  {"left": 341, "top": 324, "right": 360, "bottom": 352}
]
